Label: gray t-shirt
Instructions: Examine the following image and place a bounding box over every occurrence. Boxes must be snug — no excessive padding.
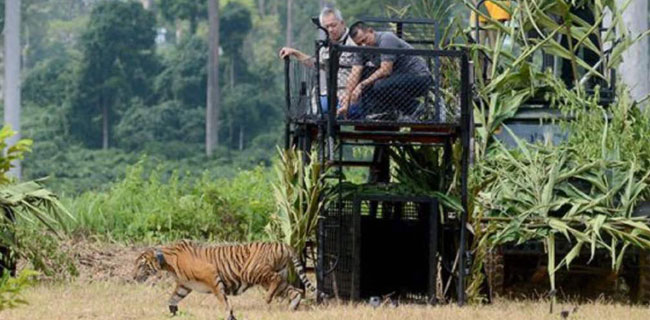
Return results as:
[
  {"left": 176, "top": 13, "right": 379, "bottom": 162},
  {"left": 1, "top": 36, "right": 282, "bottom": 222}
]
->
[{"left": 353, "top": 31, "right": 430, "bottom": 76}]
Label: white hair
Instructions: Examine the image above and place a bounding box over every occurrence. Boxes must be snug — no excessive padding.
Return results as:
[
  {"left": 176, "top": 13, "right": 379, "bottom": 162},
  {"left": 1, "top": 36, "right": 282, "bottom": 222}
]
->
[{"left": 319, "top": 7, "right": 343, "bottom": 25}]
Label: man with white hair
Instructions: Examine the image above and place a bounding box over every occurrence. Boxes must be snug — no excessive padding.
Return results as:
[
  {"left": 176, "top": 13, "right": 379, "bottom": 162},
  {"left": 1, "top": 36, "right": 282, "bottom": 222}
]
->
[{"left": 279, "top": 7, "right": 357, "bottom": 115}]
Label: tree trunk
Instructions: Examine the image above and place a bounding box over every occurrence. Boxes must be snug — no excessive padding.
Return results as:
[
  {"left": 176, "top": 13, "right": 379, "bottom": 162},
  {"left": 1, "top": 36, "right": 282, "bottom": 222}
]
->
[
  {"left": 4, "top": 0, "right": 22, "bottom": 180},
  {"left": 239, "top": 126, "right": 244, "bottom": 151},
  {"left": 271, "top": 0, "right": 278, "bottom": 16},
  {"left": 175, "top": 19, "right": 183, "bottom": 43},
  {"left": 206, "top": 0, "right": 220, "bottom": 156},
  {"left": 140, "top": 0, "right": 153, "bottom": 10},
  {"left": 102, "top": 100, "right": 109, "bottom": 149},
  {"left": 22, "top": 23, "right": 28, "bottom": 71},
  {"left": 229, "top": 118, "right": 234, "bottom": 147},
  {"left": 285, "top": 0, "right": 293, "bottom": 47},
  {"left": 229, "top": 60, "right": 235, "bottom": 89},
  {"left": 617, "top": 0, "right": 649, "bottom": 103},
  {"left": 257, "top": 0, "right": 265, "bottom": 16}
]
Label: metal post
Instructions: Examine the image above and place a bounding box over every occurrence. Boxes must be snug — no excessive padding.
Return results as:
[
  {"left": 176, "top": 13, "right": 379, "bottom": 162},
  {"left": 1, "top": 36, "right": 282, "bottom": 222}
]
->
[
  {"left": 326, "top": 44, "right": 339, "bottom": 161},
  {"left": 457, "top": 51, "right": 471, "bottom": 306},
  {"left": 284, "top": 57, "right": 291, "bottom": 149},
  {"left": 433, "top": 21, "right": 442, "bottom": 122},
  {"left": 428, "top": 198, "right": 439, "bottom": 305}
]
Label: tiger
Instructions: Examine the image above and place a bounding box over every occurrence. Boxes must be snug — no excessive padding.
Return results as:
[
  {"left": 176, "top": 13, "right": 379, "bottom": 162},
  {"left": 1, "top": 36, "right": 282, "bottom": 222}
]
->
[{"left": 132, "top": 240, "right": 324, "bottom": 320}]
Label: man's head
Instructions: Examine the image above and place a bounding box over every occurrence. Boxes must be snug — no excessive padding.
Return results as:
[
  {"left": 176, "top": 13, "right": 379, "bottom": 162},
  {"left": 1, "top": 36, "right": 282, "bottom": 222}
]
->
[
  {"left": 319, "top": 7, "right": 346, "bottom": 42},
  {"left": 350, "top": 21, "right": 376, "bottom": 47}
]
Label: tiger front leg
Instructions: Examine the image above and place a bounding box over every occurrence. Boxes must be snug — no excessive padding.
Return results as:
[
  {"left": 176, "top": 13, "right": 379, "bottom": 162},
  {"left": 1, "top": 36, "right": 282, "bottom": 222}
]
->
[
  {"left": 168, "top": 284, "right": 192, "bottom": 315},
  {"left": 212, "top": 276, "right": 237, "bottom": 320}
]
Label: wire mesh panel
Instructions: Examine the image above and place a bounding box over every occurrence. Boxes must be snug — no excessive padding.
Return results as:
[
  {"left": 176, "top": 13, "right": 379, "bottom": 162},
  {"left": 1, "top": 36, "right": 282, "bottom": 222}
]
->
[
  {"left": 318, "top": 195, "right": 438, "bottom": 302},
  {"left": 286, "top": 60, "right": 319, "bottom": 121},
  {"left": 284, "top": 18, "right": 469, "bottom": 127},
  {"left": 318, "top": 199, "right": 355, "bottom": 299},
  {"left": 326, "top": 46, "right": 463, "bottom": 125}
]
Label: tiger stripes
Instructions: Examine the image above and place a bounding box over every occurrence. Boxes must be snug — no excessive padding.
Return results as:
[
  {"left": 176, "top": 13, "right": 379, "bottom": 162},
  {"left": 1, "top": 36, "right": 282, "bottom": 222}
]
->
[{"left": 133, "top": 240, "right": 324, "bottom": 320}]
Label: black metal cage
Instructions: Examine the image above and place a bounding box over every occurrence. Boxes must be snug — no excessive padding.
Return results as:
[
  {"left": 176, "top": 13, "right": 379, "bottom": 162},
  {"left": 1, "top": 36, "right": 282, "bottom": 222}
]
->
[
  {"left": 317, "top": 195, "right": 439, "bottom": 302},
  {"left": 286, "top": 17, "right": 473, "bottom": 305}
]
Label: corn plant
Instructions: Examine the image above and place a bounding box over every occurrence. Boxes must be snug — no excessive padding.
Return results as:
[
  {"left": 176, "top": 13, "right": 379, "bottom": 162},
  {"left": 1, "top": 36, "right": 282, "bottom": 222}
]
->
[
  {"left": 0, "top": 126, "right": 75, "bottom": 275},
  {"left": 266, "top": 148, "right": 328, "bottom": 270}
]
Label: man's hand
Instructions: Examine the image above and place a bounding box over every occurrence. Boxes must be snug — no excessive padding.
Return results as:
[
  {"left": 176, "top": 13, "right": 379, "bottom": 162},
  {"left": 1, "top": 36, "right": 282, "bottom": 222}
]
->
[
  {"left": 278, "top": 47, "right": 297, "bottom": 59},
  {"left": 350, "top": 81, "right": 366, "bottom": 104},
  {"left": 279, "top": 47, "right": 314, "bottom": 67},
  {"left": 337, "top": 104, "right": 349, "bottom": 118}
]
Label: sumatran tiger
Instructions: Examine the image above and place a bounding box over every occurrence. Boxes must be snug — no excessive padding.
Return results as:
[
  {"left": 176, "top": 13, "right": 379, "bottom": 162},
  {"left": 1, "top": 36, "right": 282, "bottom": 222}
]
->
[{"left": 132, "top": 240, "right": 323, "bottom": 320}]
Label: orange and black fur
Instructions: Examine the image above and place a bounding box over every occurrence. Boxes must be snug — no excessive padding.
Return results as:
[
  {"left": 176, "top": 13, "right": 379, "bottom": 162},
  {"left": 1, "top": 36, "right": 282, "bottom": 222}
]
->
[{"left": 133, "top": 240, "right": 322, "bottom": 320}]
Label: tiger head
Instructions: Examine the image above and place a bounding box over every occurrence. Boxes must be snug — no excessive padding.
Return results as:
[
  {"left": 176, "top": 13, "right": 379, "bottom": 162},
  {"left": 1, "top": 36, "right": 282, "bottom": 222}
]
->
[{"left": 133, "top": 248, "right": 163, "bottom": 283}]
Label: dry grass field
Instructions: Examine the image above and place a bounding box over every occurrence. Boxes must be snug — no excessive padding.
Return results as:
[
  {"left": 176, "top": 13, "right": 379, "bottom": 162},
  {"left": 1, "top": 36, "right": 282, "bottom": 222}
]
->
[
  {"left": 1, "top": 241, "right": 649, "bottom": 320},
  {"left": 2, "top": 280, "right": 650, "bottom": 320}
]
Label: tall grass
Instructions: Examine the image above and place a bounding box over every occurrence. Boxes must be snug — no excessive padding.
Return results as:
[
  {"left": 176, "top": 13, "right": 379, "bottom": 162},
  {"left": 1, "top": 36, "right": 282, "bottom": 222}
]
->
[{"left": 63, "top": 160, "right": 275, "bottom": 243}]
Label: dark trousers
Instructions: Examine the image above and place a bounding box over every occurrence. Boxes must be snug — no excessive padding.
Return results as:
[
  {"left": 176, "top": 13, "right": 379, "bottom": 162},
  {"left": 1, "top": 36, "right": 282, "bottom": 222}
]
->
[{"left": 361, "top": 73, "right": 432, "bottom": 115}]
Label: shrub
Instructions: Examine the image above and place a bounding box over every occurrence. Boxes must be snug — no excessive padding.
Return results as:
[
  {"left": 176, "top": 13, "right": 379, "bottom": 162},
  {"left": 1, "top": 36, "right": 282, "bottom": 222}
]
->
[
  {"left": 0, "top": 269, "right": 38, "bottom": 311},
  {"left": 65, "top": 159, "right": 274, "bottom": 242}
]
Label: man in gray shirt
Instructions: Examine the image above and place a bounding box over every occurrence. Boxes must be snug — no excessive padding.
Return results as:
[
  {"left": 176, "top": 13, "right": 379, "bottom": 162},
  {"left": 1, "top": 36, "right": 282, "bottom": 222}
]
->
[{"left": 338, "top": 21, "right": 432, "bottom": 119}]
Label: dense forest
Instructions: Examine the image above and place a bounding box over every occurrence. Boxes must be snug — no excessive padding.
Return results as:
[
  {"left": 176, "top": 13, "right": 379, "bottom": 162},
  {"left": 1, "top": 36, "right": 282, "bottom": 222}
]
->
[{"left": 0, "top": 0, "right": 461, "bottom": 194}]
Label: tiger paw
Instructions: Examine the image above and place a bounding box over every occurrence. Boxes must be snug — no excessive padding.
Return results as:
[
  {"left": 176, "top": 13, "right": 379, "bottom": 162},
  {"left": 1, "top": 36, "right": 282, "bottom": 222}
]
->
[
  {"left": 169, "top": 305, "right": 178, "bottom": 316},
  {"left": 289, "top": 295, "right": 302, "bottom": 310}
]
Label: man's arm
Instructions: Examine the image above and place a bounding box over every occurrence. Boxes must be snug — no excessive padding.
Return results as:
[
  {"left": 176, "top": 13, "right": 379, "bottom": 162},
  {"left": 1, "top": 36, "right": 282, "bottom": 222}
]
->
[
  {"left": 359, "top": 61, "right": 393, "bottom": 88},
  {"left": 345, "top": 61, "right": 393, "bottom": 108},
  {"left": 278, "top": 47, "right": 316, "bottom": 68},
  {"left": 337, "top": 65, "right": 363, "bottom": 116}
]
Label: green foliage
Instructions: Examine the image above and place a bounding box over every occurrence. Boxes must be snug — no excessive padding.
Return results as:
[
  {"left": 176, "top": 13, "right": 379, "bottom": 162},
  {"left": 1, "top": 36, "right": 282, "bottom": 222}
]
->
[
  {"left": 114, "top": 100, "right": 205, "bottom": 151},
  {"left": 220, "top": 1, "right": 252, "bottom": 56},
  {"left": 17, "top": 0, "right": 286, "bottom": 188},
  {"left": 413, "top": 0, "right": 650, "bottom": 303},
  {"left": 157, "top": 0, "right": 206, "bottom": 33},
  {"left": 154, "top": 35, "right": 208, "bottom": 108},
  {"left": 0, "top": 126, "right": 32, "bottom": 185},
  {"left": 0, "top": 269, "right": 38, "bottom": 311},
  {"left": 22, "top": 56, "right": 73, "bottom": 108},
  {"left": 266, "top": 148, "right": 327, "bottom": 263},
  {"left": 12, "top": 228, "right": 77, "bottom": 279},
  {"left": 68, "top": 0, "right": 158, "bottom": 148},
  {"left": 0, "top": 127, "right": 76, "bottom": 282},
  {"left": 65, "top": 160, "right": 274, "bottom": 242},
  {"left": 387, "top": 0, "right": 458, "bottom": 24}
]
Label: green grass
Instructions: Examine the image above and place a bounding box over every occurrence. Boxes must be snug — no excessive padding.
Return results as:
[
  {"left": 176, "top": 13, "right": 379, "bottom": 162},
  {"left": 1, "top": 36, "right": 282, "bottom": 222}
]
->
[{"left": 61, "top": 161, "right": 275, "bottom": 243}]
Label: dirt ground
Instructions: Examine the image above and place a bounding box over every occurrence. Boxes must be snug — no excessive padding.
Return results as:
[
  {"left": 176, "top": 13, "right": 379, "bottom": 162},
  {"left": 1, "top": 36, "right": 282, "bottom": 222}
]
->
[{"left": 2, "top": 241, "right": 650, "bottom": 320}]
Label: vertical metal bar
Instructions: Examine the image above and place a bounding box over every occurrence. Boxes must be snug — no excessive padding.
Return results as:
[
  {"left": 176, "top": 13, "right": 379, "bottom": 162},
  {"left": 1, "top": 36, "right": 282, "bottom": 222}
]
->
[
  {"left": 315, "top": 41, "right": 323, "bottom": 118},
  {"left": 434, "top": 22, "right": 442, "bottom": 122},
  {"left": 284, "top": 57, "right": 291, "bottom": 149},
  {"left": 317, "top": 216, "right": 325, "bottom": 303},
  {"left": 429, "top": 198, "right": 439, "bottom": 305},
  {"left": 475, "top": 0, "right": 485, "bottom": 45},
  {"left": 457, "top": 51, "right": 471, "bottom": 306},
  {"left": 327, "top": 45, "right": 339, "bottom": 161},
  {"left": 314, "top": 40, "right": 326, "bottom": 162},
  {"left": 351, "top": 197, "right": 362, "bottom": 300},
  {"left": 611, "top": 68, "right": 616, "bottom": 99}
]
